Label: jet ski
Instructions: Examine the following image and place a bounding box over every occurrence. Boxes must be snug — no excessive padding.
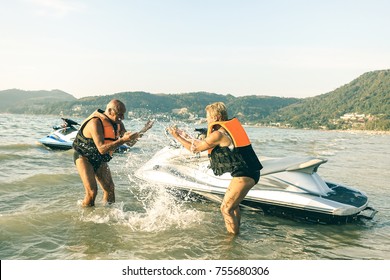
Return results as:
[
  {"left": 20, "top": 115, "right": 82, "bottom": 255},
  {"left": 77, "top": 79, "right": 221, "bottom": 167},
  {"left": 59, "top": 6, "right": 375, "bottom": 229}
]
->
[
  {"left": 135, "top": 143, "right": 377, "bottom": 224},
  {"left": 38, "top": 118, "right": 129, "bottom": 153},
  {"left": 38, "top": 118, "right": 80, "bottom": 150}
]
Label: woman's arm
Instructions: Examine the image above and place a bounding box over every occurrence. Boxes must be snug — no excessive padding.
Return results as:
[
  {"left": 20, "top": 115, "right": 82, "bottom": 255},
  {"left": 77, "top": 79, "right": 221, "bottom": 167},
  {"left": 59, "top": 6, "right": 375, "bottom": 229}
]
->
[{"left": 168, "top": 126, "right": 223, "bottom": 153}]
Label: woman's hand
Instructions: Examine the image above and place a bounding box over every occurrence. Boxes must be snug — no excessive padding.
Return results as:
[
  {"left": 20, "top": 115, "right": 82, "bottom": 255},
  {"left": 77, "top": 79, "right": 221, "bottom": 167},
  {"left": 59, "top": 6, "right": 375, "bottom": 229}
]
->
[{"left": 167, "top": 126, "right": 180, "bottom": 138}]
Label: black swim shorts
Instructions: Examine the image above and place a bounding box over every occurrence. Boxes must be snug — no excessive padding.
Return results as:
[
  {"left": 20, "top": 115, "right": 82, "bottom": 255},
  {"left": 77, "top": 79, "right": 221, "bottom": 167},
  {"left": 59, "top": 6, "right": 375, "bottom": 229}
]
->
[
  {"left": 73, "top": 150, "right": 102, "bottom": 172},
  {"left": 231, "top": 169, "right": 260, "bottom": 184}
]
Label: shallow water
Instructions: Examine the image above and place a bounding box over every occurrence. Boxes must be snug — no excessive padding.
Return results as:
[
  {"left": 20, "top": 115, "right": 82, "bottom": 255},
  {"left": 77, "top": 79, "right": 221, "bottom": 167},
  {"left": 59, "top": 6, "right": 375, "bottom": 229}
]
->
[{"left": 1, "top": 113, "right": 389, "bottom": 260}]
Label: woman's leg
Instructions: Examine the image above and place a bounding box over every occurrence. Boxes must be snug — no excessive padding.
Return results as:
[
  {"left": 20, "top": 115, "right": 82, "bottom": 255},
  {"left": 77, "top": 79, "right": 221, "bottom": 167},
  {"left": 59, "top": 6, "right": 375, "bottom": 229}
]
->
[{"left": 220, "top": 176, "right": 255, "bottom": 234}]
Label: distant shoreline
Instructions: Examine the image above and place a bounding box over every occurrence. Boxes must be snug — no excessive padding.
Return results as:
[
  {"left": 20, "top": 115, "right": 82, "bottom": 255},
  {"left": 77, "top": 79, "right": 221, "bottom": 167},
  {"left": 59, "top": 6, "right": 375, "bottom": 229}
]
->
[
  {"left": 333, "top": 129, "right": 390, "bottom": 135},
  {"left": 246, "top": 124, "right": 390, "bottom": 135}
]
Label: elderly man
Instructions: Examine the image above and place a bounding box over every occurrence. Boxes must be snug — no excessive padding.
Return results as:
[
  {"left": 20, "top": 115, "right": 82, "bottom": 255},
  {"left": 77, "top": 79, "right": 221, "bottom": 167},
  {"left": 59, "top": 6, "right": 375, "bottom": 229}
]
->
[{"left": 73, "top": 99, "right": 153, "bottom": 206}]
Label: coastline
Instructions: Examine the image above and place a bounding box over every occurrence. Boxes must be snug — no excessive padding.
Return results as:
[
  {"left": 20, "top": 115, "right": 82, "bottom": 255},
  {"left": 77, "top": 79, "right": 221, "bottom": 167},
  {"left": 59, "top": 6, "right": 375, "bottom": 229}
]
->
[
  {"left": 247, "top": 124, "right": 390, "bottom": 135},
  {"left": 333, "top": 129, "right": 390, "bottom": 135}
]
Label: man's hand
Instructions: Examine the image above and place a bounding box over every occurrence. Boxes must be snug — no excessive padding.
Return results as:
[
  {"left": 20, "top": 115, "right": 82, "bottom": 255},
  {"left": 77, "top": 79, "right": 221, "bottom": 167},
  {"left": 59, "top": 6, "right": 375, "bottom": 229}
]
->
[
  {"left": 121, "top": 120, "right": 154, "bottom": 147},
  {"left": 139, "top": 120, "right": 154, "bottom": 137},
  {"left": 121, "top": 131, "right": 139, "bottom": 143}
]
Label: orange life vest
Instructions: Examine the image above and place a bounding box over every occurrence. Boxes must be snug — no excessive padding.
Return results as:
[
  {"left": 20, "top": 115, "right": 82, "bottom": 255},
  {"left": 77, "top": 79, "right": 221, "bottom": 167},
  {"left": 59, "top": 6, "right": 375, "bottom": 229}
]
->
[
  {"left": 207, "top": 118, "right": 251, "bottom": 154},
  {"left": 83, "top": 109, "right": 119, "bottom": 145},
  {"left": 207, "top": 118, "right": 262, "bottom": 176}
]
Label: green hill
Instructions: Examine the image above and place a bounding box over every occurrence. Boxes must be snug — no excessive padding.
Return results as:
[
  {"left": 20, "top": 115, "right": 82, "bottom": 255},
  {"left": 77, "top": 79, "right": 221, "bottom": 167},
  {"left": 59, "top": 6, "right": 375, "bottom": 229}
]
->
[
  {"left": 0, "top": 89, "right": 76, "bottom": 113},
  {"left": 64, "top": 91, "right": 298, "bottom": 124},
  {"left": 266, "top": 70, "right": 390, "bottom": 130}
]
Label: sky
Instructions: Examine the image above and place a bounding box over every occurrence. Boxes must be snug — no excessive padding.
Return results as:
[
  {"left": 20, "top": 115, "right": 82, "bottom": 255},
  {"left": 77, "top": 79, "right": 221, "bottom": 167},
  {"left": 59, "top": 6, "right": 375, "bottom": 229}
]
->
[{"left": 1, "top": 0, "right": 390, "bottom": 99}]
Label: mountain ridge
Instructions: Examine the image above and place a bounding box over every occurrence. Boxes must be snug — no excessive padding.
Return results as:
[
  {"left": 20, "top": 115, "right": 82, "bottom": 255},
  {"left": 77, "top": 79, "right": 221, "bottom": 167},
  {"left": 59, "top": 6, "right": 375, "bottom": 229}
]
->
[{"left": 1, "top": 69, "right": 389, "bottom": 130}]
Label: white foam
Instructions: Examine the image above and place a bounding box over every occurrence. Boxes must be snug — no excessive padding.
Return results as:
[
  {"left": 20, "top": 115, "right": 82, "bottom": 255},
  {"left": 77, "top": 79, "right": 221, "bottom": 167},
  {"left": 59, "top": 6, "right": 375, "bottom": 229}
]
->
[{"left": 122, "top": 180, "right": 204, "bottom": 232}]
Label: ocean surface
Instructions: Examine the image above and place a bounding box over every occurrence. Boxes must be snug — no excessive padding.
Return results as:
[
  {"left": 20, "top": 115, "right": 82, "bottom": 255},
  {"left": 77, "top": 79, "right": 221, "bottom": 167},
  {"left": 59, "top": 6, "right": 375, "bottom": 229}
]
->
[{"left": 1, "top": 113, "right": 389, "bottom": 260}]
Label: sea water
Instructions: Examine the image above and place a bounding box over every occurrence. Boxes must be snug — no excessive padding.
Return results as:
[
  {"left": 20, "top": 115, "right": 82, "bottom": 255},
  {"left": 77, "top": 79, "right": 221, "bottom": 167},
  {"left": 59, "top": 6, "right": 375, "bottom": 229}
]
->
[{"left": 0, "top": 113, "right": 389, "bottom": 260}]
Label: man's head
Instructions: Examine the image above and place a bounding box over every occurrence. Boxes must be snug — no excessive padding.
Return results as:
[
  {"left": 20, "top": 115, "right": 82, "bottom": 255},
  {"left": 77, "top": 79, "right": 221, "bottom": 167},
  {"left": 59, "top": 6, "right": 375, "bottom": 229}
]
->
[{"left": 106, "top": 99, "right": 126, "bottom": 122}]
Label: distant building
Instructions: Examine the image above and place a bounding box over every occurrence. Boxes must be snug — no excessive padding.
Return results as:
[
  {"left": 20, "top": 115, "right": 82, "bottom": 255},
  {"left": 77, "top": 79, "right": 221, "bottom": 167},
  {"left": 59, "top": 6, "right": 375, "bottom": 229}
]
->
[
  {"left": 340, "top": 113, "right": 366, "bottom": 122},
  {"left": 72, "top": 105, "right": 83, "bottom": 112}
]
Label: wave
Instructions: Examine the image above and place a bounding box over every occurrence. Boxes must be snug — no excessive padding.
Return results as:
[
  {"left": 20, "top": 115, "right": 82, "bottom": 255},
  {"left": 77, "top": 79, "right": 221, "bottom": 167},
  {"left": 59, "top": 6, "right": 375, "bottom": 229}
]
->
[
  {"left": 0, "top": 153, "right": 24, "bottom": 161},
  {"left": 1, "top": 172, "right": 79, "bottom": 190},
  {"left": 316, "top": 151, "right": 336, "bottom": 157},
  {"left": 0, "top": 143, "right": 40, "bottom": 152}
]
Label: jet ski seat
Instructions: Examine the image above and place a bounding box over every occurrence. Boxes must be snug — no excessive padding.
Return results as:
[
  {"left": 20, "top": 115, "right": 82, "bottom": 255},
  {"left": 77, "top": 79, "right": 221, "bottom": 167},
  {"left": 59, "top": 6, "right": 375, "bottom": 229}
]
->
[{"left": 260, "top": 156, "right": 327, "bottom": 175}]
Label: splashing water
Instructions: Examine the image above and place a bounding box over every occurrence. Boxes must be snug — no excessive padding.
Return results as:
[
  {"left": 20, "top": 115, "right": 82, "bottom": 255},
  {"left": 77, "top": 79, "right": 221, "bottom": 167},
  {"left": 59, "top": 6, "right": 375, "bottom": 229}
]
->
[
  {"left": 77, "top": 182, "right": 204, "bottom": 233},
  {"left": 124, "top": 186, "right": 204, "bottom": 232}
]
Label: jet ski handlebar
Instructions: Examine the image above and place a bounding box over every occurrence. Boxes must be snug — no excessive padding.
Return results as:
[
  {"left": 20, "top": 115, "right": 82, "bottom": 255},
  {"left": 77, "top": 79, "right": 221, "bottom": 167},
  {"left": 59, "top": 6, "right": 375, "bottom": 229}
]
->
[{"left": 61, "top": 118, "right": 80, "bottom": 127}]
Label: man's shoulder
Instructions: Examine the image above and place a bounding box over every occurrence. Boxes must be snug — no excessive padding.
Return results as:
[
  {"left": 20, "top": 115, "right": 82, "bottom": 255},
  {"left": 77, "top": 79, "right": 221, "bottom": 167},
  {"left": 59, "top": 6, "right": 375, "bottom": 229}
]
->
[
  {"left": 85, "top": 117, "right": 99, "bottom": 125},
  {"left": 84, "top": 117, "right": 103, "bottom": 132}
]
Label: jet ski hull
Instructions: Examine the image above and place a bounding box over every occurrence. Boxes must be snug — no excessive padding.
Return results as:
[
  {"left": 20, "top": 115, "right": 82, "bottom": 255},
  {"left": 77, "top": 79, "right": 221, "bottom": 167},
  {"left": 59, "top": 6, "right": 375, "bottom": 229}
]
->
[
  {"left": 39, "top": 136, "right": 73, "bottom": 150},
  {"left": 135, "top": 146, "right": 377, "bottom": 224},
  {"left": 164, "top": 182, "right": 374, "bottom": 224},
  {"left": 38, "top": 126, "right": 78, "bottom": 151}
]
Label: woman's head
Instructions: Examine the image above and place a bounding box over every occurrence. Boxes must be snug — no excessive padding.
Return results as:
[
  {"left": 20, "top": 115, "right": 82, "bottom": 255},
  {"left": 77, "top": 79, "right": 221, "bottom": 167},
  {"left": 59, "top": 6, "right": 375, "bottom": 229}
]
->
[{"left": 205, "top": 102, "right": 228, "bottom": 122}]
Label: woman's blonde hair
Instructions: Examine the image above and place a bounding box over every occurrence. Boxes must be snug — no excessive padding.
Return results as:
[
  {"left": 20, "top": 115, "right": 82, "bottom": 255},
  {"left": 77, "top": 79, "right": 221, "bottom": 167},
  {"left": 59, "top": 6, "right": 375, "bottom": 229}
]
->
[{"left": 205, "top": 102, "right": 228, "bottom": 121}]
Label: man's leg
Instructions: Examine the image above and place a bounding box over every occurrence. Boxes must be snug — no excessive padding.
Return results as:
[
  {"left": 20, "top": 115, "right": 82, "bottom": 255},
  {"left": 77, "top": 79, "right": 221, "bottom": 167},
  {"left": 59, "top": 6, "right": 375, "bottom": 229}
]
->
[
  {"left": 75, "top": 157, "right": 98, "bottom": 207},
  {"left": 95, "top": 163, "right": 115, "bottom": 205}
]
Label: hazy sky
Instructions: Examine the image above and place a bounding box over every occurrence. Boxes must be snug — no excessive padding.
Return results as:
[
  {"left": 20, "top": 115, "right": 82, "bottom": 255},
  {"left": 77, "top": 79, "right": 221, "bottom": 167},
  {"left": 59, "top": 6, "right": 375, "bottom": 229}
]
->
[{"left": 1, "top": 0, "right": 389, "bottom": 98}]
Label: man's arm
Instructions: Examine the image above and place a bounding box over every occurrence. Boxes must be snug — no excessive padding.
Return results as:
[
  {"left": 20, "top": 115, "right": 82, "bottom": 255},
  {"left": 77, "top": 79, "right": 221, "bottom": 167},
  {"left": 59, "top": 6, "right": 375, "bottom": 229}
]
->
[{"left": 87, "top": 118, "right": 138, "bottom": 154}]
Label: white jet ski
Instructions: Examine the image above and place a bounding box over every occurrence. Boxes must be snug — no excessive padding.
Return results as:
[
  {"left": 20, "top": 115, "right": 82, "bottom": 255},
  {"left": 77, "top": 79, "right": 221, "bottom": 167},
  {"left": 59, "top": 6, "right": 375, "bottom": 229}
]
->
[
  {"left": 38, "top": 118, "right": 80, "bottom": 150},
  {"left": 135, "top": 143, "right": 377, "bottom": 224},
  {"left": 38, "top": 118, "right": 129, "bottom": 153}
]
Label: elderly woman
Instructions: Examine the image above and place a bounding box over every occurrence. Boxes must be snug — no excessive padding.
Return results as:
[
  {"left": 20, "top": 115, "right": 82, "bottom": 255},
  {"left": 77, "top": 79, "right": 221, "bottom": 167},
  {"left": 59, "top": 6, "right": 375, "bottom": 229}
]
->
[{"left": 168, "top": 102, "right": 262, "bottom": 235}]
